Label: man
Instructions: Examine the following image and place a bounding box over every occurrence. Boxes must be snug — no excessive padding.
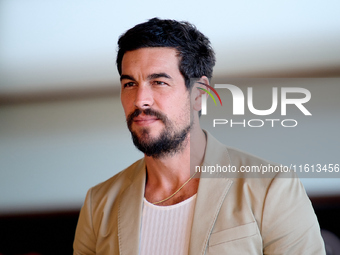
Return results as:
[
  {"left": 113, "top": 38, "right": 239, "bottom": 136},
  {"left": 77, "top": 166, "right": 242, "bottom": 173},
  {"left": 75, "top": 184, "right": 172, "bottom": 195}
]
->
[{"left": 74, "top": 18, "right": 325, "bottom": 254}]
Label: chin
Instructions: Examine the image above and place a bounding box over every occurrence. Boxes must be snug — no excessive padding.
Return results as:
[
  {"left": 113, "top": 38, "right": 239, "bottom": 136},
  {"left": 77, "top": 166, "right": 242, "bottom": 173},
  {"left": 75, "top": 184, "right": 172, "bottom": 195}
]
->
[
  {"left": 131, "top": 127, "right": 154, "bottom": 140},
  {"left": 141, "top": 125, "right": 164, "bottom": 136}
]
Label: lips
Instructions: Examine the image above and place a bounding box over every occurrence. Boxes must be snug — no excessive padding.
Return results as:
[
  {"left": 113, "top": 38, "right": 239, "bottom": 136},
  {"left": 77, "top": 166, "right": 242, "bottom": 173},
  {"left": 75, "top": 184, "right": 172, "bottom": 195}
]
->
[
  {"left": 127, "top": 108, "right": 167, "bottom": 130},
  {"left": 133, "top": 115, "right": 159, "bottom": 126}
]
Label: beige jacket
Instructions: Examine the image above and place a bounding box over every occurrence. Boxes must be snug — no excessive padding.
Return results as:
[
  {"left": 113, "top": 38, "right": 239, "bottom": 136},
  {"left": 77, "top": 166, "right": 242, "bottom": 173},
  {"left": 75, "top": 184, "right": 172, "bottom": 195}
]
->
[{"left": 74, "top": 131, "right": 325, "bottom": 254}]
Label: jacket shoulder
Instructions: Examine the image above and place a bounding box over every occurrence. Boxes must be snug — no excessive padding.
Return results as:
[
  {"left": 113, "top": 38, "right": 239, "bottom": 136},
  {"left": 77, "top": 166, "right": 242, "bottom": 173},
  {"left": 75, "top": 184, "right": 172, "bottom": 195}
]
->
[
  {"left": 226, "top": 146, "right": 295, "bottom": 179},
  {"left": 89, "top": 158, "right": 145, "bottom": 204}
]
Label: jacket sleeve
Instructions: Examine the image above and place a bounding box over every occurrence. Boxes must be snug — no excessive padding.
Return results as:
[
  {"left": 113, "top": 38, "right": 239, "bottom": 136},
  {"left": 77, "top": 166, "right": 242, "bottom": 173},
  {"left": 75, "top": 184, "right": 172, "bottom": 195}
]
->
[
  {"left": 73, "top": 188, "right": 97, "bottom": 255},
  {"left": 261, "top": 174, "right": 326, "bottom": 254}
]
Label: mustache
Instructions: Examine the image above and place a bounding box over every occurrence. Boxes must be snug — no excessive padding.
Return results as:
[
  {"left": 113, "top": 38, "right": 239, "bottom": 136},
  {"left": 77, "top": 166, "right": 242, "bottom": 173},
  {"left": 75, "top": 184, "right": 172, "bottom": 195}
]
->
[{"left": 127, "top": 108, "right": 168, "bottom": 127}]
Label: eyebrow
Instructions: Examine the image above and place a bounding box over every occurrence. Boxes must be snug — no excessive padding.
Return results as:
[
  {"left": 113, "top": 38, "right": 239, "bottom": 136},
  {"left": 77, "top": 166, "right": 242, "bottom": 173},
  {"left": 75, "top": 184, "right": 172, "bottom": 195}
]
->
[
  {"left": 120, "top": 74, "right": 135, "bottom": 81},
  {"left": 147, "top": 73, "right": 172, "bottom": 80},
  {"left": 120, "top": 73, "right": 172, "bottom": 82}
]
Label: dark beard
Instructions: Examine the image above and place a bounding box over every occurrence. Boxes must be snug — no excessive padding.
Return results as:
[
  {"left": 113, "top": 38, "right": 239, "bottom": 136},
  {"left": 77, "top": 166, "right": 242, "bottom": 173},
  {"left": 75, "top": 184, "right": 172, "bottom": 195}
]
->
[{"left": 127, "top": 108, "right": 192, "bottom": 158}]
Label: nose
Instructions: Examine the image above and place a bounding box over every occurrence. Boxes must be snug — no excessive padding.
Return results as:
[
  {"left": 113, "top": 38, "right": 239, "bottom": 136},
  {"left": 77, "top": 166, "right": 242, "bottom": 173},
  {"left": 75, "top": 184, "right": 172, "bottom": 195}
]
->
[{"left": 134, "top": 84, "right": 154, "bottom": 109}]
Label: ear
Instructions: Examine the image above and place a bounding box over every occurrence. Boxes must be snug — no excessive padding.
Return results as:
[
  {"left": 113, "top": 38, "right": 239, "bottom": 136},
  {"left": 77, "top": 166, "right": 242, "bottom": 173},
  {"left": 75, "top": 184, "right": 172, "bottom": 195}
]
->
[{"left": 192, "top": 76, "right": 210, "bottom": 112}]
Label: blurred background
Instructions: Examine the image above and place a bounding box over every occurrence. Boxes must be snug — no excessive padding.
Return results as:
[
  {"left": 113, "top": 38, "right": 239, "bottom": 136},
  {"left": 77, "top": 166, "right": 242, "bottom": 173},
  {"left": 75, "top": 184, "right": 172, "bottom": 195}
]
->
[{"left": 1, "top": 0, "right": 340, "bottom": 254}]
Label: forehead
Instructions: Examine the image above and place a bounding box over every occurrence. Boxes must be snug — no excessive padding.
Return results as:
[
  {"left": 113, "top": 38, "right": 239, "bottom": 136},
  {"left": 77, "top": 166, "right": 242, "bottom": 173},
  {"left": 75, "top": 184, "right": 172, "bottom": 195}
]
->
[{"left": 121, "top": 47, "right": 181, "bottom": 74}]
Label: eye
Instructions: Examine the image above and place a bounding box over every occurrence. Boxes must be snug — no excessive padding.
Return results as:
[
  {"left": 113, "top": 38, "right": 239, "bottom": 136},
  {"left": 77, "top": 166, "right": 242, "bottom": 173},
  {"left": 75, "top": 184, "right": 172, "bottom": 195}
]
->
[
  {"left": 123, "top": 82, "right": 136, "bottom": 88},
  {"left": 153, "top": 81, "right": 167, "bottom": 86}
]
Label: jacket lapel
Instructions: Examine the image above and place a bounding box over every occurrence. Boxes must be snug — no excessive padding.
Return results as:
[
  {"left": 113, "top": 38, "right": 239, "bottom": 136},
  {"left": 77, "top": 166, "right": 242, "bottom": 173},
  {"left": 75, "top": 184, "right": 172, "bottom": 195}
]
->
[
  {"left": 118, "top": 159, "right": 146, "bottom": 255},
  {"left": 189, "top": 131, "right": 234, "bottom": 255}
]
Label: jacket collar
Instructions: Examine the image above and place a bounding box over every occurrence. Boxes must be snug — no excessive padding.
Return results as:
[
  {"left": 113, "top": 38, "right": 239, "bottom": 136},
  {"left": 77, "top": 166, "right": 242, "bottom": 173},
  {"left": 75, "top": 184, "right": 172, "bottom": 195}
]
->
[{"left": 118, "top": 159, "right": 146, "bottom": 255}]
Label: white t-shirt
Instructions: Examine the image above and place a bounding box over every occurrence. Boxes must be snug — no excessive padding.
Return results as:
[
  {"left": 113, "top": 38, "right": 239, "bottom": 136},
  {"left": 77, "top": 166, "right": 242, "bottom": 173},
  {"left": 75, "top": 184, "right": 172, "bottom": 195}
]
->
[{"left": 140, "top": 194, "right": 197, "bottom": 255}]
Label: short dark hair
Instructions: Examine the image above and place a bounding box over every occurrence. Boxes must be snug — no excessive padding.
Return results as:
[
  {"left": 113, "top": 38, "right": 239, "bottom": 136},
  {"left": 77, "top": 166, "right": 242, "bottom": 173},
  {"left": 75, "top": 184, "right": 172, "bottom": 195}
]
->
[{"left": 116, "top": 17, "right": 216, "bottom": 90}]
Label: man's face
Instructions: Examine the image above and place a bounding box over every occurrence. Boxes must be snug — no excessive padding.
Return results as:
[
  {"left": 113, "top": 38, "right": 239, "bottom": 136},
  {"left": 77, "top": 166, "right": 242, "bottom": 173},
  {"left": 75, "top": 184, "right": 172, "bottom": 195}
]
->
[{"left": 120, "top": 47, "right": 192, "bottom": 158}]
